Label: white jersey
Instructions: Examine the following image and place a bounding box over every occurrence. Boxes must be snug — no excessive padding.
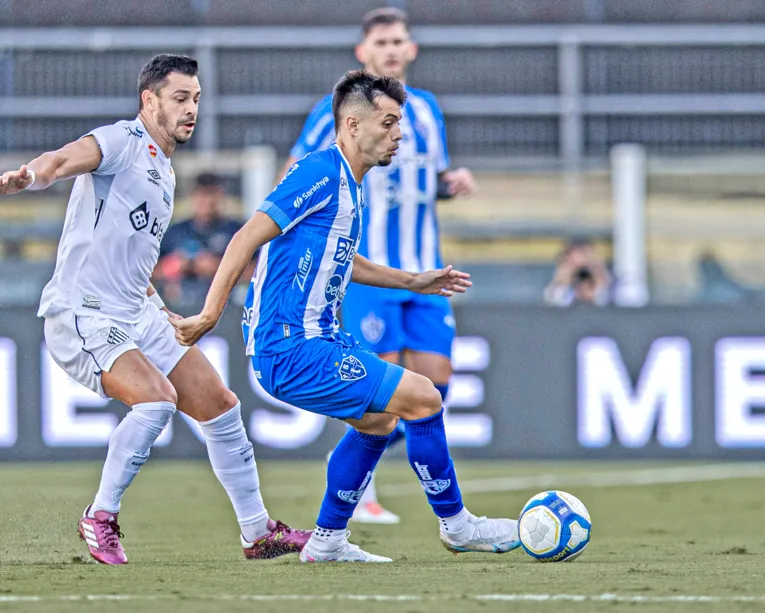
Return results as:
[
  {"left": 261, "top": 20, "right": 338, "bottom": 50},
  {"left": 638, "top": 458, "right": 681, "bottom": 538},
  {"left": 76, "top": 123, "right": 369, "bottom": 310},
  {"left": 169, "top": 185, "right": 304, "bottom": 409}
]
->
[{"left": 38, "top": 117, "right": 175, "bottom": 324}]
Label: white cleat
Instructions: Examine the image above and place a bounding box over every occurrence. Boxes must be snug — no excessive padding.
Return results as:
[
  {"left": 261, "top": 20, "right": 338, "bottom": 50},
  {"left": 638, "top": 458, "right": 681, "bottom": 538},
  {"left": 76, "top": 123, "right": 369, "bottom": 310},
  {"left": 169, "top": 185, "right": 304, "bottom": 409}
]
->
[
  {"left": 299, "top": 531, "right": 392, "bottom": 563},
  {"left": 351, "top": 501, "right": 401, "bottom": 525},
  {"left": 440, "top": 515, "right": 521, "bottom": 555}
]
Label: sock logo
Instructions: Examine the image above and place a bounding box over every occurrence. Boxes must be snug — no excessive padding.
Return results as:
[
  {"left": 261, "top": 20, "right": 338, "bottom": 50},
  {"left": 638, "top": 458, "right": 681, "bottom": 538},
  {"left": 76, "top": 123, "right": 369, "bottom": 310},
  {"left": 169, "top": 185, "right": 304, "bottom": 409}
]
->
[
  {"left": 337, "top": 471, "right": 372, "bottom": 504},
  {"left": 414, "top": 462, "right": 451, "bottom": 495}
]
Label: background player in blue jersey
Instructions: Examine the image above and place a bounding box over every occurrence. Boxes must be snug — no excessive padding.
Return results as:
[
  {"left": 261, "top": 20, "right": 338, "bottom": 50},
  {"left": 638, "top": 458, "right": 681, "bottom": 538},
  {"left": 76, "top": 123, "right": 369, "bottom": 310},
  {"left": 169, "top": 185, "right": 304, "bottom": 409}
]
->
[
  {"left": 281, "top": 7, "right": 476, "bottom": 524},
  {"left": 172, "top": 70, "right": 520, "bottom": 563}
]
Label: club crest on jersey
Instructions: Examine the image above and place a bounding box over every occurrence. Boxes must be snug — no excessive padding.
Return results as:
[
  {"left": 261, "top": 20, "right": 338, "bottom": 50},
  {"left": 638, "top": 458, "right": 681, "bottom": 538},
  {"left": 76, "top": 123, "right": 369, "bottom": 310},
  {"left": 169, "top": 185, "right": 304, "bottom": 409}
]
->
[
  {"left": 360, "top": 312, "right": 385, "bottom": 344},
  {"left": 339, "top": 355, "right": 366, "bottom": 381},
  {"left": 148, "top": 144, "right": 157, "bottom": 158},
  {"left": 332, "top": 237, "right": 355, "bottom": 265}
]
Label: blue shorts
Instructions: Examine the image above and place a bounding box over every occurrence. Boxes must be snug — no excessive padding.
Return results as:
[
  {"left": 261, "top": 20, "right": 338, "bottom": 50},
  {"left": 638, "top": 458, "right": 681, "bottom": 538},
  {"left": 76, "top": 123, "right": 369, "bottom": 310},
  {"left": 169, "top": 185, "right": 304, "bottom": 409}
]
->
[
  {"left": 251, "top": 334, "right": 404, "bottom": 421},
  {"left": 341, "top": 284, "right": 456, "bottom": 358}
]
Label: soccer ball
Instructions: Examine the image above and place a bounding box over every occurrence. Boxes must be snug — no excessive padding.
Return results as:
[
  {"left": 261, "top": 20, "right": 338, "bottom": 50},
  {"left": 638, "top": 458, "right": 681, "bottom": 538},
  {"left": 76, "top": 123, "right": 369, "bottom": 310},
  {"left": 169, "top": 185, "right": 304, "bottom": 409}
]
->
[{"left": 518, "top": 490, "right": 591, "bottom": 562}]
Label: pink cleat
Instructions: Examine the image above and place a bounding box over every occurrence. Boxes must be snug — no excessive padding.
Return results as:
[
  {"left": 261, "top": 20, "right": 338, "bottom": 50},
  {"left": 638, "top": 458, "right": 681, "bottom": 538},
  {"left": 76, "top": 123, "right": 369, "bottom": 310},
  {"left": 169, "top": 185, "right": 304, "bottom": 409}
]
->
[
  {"left": 77, "top": 505, "right": 128, "bottom": 565},
  {"left": 241, "top": 519, "right": 312, "bottom": 559}
]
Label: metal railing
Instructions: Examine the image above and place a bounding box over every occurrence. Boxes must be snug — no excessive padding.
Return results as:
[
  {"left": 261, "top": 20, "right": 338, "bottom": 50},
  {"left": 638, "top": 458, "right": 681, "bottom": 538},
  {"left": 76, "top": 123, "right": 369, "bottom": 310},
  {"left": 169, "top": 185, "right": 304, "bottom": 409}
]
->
[{"left": 3, "top": 25, "right": 765, "bottom": 168}]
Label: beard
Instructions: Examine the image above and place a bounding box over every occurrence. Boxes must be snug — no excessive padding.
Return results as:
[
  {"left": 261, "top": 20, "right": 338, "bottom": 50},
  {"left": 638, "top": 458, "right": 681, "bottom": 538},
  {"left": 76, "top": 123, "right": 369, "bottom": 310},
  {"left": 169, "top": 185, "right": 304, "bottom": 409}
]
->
[{"left": 157, "top": 106, "right": 192, "bottom": 145}]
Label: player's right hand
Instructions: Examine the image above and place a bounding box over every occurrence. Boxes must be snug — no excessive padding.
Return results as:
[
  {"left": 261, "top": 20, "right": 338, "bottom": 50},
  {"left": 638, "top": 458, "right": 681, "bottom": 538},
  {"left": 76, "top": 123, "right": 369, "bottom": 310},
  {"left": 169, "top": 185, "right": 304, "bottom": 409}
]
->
[{"left": 0, "top": 165, "right": 35, "bottom": 195}]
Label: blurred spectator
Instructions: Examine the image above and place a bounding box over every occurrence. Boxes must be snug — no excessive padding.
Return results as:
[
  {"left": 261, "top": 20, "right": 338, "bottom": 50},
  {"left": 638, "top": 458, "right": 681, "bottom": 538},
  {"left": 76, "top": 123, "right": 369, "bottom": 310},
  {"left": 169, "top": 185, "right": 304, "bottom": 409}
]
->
[
  {"left": 544, "top": 239, "right": 612, "bottom": 307},
  {"left": 154, "top": 173, "right": 255, "bottom": 308}
]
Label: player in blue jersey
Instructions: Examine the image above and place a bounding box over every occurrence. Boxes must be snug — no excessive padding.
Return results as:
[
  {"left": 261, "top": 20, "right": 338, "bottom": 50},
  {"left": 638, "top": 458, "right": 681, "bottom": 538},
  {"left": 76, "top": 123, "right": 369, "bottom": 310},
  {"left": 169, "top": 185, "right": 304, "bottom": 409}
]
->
[
  {"left": 172, "top": 70, "right": 520, "bottom": 563},
  {"left": 281, "top": 7, "right": 475, "bottom": 524}
]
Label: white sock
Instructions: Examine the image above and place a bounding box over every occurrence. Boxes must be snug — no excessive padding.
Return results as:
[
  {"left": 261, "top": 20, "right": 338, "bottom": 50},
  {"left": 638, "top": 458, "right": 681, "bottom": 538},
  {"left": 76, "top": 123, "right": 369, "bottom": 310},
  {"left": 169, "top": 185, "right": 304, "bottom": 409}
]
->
[
  {"left": 357, "top": 471, "right": 378, "bottom": 506},
  {"left": 439, "top": 507, "right": 470, "bottom": 534},
  {"left": 199, "top": 403, "right": 269, "bottom": 542},
  {"left": 311, "top": 527, "right": 347, "bottom": 550},
  {"left": 91, "top": 401, "right": 175, "bottom": 515}
]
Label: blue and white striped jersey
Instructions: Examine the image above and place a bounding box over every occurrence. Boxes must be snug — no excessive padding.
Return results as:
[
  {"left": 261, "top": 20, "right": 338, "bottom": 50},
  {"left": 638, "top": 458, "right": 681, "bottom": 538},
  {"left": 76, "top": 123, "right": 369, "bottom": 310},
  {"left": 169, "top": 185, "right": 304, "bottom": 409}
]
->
[
  {"left": 290, "top": 86, "right": 449, "bottom": 274},
  {"left": 242, "top": 144, "right": 363, "bottom": 357}
]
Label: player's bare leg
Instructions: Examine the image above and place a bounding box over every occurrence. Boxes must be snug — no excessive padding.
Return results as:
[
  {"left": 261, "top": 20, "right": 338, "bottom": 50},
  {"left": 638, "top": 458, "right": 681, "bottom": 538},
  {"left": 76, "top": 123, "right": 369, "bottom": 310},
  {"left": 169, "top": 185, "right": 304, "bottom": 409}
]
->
[
  {"left": 79, "top": 349, "right": 178, "bottom": 565},
  {"left": 168, "top": 347, "right": 311, "bottom": 559}
]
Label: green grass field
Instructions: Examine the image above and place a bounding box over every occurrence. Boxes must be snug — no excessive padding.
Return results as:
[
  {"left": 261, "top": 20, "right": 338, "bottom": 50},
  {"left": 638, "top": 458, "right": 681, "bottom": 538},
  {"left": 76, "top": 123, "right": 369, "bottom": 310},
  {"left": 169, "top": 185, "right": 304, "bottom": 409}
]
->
[{"left": 2, "top": 460, "right": 765, "bottom": 613}]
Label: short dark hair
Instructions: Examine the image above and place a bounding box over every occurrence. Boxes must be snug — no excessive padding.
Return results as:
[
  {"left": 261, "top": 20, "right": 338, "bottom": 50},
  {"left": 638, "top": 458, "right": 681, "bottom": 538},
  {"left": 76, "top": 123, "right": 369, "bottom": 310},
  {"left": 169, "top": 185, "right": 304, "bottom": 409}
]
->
[
  {"left": 361, "top": 7, "right": 409, "bottom": 37},
  {"left": 194, "top": 172, "right": 224, "bottom": 191},
  {"left": 137, "top": 54, "right": 199, "bottom": 109},
  {"left": 332, "top": 70, "right": 407, "bottom": 129}
]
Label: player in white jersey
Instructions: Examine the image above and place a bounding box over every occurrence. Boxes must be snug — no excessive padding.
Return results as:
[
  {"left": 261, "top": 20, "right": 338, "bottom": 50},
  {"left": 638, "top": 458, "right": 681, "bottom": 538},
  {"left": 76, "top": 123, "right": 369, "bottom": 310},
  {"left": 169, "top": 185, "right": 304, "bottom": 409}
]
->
[
  {"left": 0, "top": 54, "right": 310, "bottom": 565},
  {"left": 282, "top": 7, "right": 476, "bottom": 523}
]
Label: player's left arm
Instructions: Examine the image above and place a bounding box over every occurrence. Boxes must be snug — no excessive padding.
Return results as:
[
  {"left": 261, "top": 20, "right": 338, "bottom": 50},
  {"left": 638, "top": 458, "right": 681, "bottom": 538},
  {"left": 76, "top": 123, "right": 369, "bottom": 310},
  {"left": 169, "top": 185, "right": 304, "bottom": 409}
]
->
[{"left": 351, "top": 254, "right": 471, "bottom": 297}]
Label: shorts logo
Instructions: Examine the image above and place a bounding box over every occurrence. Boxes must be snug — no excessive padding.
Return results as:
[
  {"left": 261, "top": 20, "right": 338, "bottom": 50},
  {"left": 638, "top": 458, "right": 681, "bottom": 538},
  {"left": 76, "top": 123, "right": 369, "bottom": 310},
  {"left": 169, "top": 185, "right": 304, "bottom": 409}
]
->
[
  {"left": 360, "top": 312, "right": 385, "bottom": 344},
  {"left": 324, "top": 274, "right": 344, "bottom": 303},
  {"left": 103, "top": 327, "right": 130, "bottom": 345},
  {"left": 414, "top": 462, "right": 451, "bottom": 495},
  {"left": 332, "top": 237, "right": 355, "bottom": 265},
  {"left": 129, "top": 202, "right": 149, "bottom": 231},
  {"left": 82, "top": 295, "right": 101, "bottom": 310},
  {"left": 339, "top": 355, "right": 366, "bottom": 381},
  {"left": 444, "top": 314, "right": 456, "bottom": 328},
  {"left": 337, "top": 471, "right": 372, "bottom": 503}
]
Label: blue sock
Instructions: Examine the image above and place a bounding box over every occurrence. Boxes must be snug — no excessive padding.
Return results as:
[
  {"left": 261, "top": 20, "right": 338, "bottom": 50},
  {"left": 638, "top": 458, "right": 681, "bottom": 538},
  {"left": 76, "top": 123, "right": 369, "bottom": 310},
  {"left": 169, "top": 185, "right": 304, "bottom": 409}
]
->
[
  {"left": 316, "top": 428, "right": 393, "bottom": 530},
  {"left": 434, "top": 384, "right": 449, "bottom": 403},
  {"left": 404, "top": 408, "right": 463, "bottom": 518},
  {"left": 386, "top": 421, "right": 406, "bottom": 448}
]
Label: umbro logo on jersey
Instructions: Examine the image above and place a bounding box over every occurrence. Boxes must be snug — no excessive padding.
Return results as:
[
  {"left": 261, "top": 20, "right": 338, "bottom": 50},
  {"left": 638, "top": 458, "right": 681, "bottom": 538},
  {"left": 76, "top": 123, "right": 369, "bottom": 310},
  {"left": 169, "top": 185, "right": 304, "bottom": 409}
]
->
[
  {"left": 147, "top": 170, "right": 161, "bottom": 186},
  {"left": 106, "top": 327, "right": 130, "bottom": 345}
]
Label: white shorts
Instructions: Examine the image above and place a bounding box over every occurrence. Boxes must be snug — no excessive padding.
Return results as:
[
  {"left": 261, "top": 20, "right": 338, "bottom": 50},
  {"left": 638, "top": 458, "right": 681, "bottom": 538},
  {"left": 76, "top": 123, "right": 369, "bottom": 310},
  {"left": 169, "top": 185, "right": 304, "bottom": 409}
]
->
[{"left": 43, "top": 301, "right": 189, "bottom": 398}]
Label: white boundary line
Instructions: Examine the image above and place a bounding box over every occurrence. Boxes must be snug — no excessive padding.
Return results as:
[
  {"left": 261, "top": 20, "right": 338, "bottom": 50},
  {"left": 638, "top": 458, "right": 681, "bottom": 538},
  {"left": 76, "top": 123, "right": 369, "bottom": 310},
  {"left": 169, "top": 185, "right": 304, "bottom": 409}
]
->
[
  {"left": 2, "top": 593, "right": 765, "bottom": 604},
  {"left": 379, "top": 462, "right": 765, "bottom": 497}
]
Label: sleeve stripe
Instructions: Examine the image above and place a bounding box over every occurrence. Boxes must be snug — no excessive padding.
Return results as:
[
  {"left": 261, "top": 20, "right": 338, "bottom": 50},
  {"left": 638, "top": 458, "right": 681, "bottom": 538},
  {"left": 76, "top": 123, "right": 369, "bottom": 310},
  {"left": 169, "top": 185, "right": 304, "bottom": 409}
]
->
[{"left": 259, "top": 201, "right": 293, "bottom": 231}]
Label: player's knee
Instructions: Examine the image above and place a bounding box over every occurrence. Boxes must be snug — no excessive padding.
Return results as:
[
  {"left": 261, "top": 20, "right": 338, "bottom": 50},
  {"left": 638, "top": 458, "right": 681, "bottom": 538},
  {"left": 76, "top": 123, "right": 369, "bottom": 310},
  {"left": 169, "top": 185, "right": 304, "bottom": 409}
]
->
[
  {"left": 400, "top": 376, "right": 442, "bottom": 421},
  {"left": 143, "top": 377, "right": 177, "bottom": 406}
]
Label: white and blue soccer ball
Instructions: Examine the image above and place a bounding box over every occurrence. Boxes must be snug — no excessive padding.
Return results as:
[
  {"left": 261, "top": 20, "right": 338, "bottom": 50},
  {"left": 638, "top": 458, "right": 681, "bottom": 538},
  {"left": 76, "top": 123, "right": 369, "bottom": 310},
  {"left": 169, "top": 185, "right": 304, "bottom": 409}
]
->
[{"left": 518, "top": 490, "right": 591, "bottom": 562}]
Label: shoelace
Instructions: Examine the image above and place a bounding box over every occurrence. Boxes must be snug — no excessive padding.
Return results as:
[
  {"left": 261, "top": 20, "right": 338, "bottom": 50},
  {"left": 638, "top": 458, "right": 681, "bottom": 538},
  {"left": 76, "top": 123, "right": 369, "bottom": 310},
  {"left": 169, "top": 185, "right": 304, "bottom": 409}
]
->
[{"left": 100, "top": 519, "right": 124, "bottom": 549}]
